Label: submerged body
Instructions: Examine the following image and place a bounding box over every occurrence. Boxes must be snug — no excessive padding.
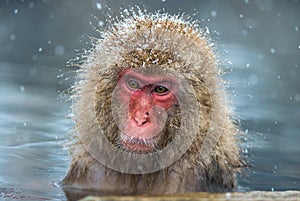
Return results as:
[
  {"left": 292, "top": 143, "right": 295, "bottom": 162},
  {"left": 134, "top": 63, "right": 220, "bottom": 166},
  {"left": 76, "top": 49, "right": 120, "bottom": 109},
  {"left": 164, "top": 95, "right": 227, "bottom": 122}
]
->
[{"left": 62, "top": 11, "right": 242, "bottom": 198}]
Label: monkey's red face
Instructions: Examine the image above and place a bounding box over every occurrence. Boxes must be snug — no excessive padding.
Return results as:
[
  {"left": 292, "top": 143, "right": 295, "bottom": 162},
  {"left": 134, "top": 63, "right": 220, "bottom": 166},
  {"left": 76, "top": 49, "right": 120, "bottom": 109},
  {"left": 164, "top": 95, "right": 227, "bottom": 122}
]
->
[{"left": 114, "top": 69, "right": 178, "bottom": 153}]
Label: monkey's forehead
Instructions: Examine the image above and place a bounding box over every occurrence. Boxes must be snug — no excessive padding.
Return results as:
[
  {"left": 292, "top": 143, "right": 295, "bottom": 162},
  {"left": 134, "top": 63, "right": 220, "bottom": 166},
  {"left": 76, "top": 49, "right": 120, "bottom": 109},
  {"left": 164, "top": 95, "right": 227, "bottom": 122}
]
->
[
  {"left": 84, "top": 11, "right": 218, "bottom": 84},
  {"left": 100, "top": 14, "right": 213, "bottom": 66}
]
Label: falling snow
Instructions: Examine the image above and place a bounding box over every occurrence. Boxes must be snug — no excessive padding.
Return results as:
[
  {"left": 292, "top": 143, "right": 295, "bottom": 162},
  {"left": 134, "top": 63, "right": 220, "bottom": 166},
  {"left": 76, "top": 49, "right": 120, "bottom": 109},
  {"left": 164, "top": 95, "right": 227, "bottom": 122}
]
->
[
  {"left": 270, "top": 48, "right": 276, "bottom": 54},
  {"left": 295, "top": 94, "right": 300, "bottom": 102},
  {"left": 55, "top": 46, "right": 65, "bottom": 56},
  {"left": 248, "top": 74, "right": 258, "bottom": 85},
  {"left": 98, "top": 21, "right": 104, "bottom": 27},
  {"left": 210, "top": 10, "right": 217, "bottom": 17},
  {"left": 9, "top": 34, "right": 16, "bottom": 41},
  {"left": 96, "top": 3, "right": 102, "bottom": 10},
  {"left": 28, "top": 2, "right": 35, "bottom": 9},
  {"left": 20, "top": 86, "right": 25, "bottom": 92}
]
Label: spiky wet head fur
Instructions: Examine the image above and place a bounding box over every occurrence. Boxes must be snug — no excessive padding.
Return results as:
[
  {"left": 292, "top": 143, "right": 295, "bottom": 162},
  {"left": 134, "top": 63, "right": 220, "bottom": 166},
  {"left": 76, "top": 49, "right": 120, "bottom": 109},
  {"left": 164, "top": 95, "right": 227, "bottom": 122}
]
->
[{"left": 63, "top": 10, "right": 242, "bottom": 195}]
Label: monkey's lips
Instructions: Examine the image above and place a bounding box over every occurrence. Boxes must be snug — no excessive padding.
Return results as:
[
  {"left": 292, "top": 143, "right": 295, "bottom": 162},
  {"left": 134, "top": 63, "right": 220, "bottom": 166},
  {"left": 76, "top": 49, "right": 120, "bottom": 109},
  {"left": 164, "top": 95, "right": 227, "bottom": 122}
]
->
[{"left": 120, "top": 134, "right": 160, "bottom": 153}]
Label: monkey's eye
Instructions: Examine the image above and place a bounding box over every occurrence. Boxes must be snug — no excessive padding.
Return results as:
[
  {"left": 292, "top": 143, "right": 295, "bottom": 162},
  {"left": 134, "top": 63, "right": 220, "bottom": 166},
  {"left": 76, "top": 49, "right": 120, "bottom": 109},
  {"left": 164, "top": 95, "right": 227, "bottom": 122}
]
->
[
  {"left": 127, "top": 80, "right": 140, "bottom": 90},
  {"left": 154, "top": 86, "right": 169, "bottom": 95}
]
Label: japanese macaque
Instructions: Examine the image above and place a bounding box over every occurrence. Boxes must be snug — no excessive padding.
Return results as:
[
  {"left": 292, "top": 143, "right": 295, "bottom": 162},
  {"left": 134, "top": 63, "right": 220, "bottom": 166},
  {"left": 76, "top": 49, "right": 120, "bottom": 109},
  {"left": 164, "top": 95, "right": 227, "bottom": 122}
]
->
[{"left": 61, "top": 10, "right": 243, "bottom": 199}]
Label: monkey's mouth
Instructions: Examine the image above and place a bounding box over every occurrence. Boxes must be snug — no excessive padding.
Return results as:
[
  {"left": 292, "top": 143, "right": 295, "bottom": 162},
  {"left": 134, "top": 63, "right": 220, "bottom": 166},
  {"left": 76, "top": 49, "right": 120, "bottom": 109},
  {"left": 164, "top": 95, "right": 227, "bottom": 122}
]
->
[{"left": 119, "top": 133, "right": 160, "bottom": 153}]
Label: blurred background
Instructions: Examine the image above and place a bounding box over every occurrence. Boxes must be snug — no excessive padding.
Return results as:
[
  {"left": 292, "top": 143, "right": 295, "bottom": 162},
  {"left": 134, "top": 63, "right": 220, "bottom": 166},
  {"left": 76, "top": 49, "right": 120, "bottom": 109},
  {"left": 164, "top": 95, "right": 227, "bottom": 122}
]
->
[{"left": 0, "top": 0, "right": 299, "bottom": 200}]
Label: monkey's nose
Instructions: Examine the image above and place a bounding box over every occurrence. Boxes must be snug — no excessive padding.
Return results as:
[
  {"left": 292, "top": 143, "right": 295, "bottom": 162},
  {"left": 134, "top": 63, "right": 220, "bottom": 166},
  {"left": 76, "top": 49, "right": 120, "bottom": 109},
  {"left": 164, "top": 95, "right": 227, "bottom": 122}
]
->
[{"left": 134, "top": 112, "right": 149, "bottom": 126}]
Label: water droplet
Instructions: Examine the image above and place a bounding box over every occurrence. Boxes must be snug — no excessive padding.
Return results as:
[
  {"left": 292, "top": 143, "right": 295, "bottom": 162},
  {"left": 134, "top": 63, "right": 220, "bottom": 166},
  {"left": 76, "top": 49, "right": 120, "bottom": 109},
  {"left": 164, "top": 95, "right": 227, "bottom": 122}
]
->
[
  {"left": 48, "top": 40, "right": 52, "bottom": 45},
  {"left": 14, "top": 9, "right": 18, "bottom": 14},
  {"left": 295, "top": 26, "right": 299, "bottom": 32},
  {"left": 23, "top": 122, "right": 27, "bottom": 126},
  {"left": 67, "top": 113, "right": 74, "bottom": 118},
  {"left": 96, "top": 2, "right": 102, "bottom": 10},
  {"left": 98, "top": 21, "right": 104, "bottom": 27},
  {"left": 246, "top": 63, "right": 250, "bottom": 68},
  {"left": 271, "top": 187, "right": 275, "bottom": 192},
  {"left": 298, "top": 44, "right": 300, "bottom": 49},
  {"left": 274, "top": 121, "right": 278, "bottom": 125},
  {"left": 38, "top": 47, "right": 43, "bottom": 52},
  {"left": 277, "top": 75, "right": 281, "bottom": 79},
  {"left": 239, "top": 14, "right": 244, "bottom": 18},
  {"left": 162, "top": 0, "right": 166, "bottom": 2},
  {"left": 210, "top": 10, "right": 217, "bottom": 17},
  {"left": 205, "top": 26, "right": 210, "bottom": 34},
  {"left": 270, "top": 48, "right": 276, "bottom": 54}
]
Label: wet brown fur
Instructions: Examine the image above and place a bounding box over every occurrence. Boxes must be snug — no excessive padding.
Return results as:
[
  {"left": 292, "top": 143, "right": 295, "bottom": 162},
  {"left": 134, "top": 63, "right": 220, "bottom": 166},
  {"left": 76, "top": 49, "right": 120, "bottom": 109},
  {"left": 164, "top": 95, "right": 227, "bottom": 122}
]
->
[{"left": 62, "top": 11, "right": 243, "bottom": 197}]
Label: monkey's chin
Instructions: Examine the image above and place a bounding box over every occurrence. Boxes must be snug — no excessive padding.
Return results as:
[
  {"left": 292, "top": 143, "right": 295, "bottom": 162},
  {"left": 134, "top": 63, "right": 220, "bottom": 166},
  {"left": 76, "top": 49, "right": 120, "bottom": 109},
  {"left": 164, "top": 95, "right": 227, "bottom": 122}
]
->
[
  {"left": 121, "top": 141, "right": 154, "bottom": 154},
  {"left": 119, "top": 133, "right": 159, "bottom": 154}
]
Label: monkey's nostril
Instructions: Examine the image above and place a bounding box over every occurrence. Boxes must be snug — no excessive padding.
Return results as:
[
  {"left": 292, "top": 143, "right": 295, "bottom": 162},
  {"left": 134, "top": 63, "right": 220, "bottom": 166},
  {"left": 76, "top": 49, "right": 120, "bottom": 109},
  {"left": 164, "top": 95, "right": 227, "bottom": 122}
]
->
[{"left": 145, "top": 112, "right": 150, "bottom": 116}]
